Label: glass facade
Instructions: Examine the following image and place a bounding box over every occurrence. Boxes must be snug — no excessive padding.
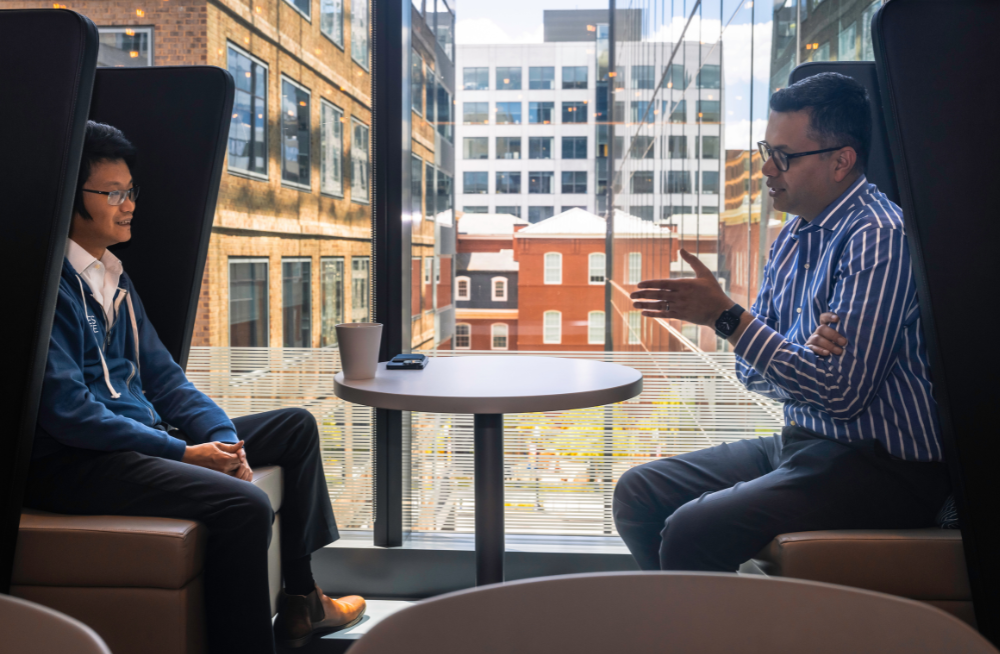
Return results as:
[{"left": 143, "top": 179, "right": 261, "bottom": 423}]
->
[
  {"left": 227, "top": 46, "right": 268, "bottom": 178},
  {"left": 281, "top": 78, "right": 311, "bottom": 189},
  {"left": 229, "top": 259, "right": 269, "bottom": 347},
  {"left": 321, "top": 101, "right": 344, "bottom": 196},
  {"left": 282, "top": 259, "right": 312, "bottom": 347}
]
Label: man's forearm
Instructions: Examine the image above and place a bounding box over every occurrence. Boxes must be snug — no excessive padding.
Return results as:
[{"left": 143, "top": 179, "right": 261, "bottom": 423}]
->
[{"left": 726, "top": 310, "right": 756, "bottom": 348}]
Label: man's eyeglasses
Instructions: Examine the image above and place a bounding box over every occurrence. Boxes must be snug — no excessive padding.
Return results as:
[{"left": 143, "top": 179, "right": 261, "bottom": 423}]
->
[
  {"left": 82, "top": 187, "right": 140, "bottom": 206},
  {"left": 757, "top": 141, "right": 847, "bottom": 173}
]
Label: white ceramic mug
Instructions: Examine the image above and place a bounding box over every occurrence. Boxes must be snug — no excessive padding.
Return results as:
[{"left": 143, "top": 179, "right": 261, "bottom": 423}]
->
[{"left": 336, "top": 323, "right": 383, "bottom": 380}]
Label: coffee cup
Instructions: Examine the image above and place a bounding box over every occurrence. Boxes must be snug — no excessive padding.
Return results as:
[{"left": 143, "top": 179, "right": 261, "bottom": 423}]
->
[{"left": 335, "top": 323, "right": 383, "bottom": 380}]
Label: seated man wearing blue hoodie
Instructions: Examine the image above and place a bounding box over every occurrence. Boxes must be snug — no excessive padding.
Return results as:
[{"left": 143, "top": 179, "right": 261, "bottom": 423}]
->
[{"left": 25, "top": 121, "right": 365, "bottom": 653}]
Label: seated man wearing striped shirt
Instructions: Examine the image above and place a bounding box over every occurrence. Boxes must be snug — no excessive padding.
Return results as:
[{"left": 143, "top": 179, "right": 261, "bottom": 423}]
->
[{"left": 614, "top": 72, "right": 949, "bottom": 572}]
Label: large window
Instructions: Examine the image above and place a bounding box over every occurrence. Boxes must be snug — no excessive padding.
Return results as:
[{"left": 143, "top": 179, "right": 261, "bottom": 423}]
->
[
  {"left": 528, "top": 137, "right": 552, "bottom": 160},
  {"left": 631, "top": 172, "right": 654, "bottom": 194},
  {"left": 697, "top": 64, "right": 721, "bottom": 89},
  {"left": 320, "top": 257, "right": 344, "bottom": 347},
  {"left": 495, "top": 102, "right": 521, "bottom": 125},
  {"left": 701, "top": 171, "right": 720, "bottom": 194},
  {"left": 227, "top": 45, "right": 268, "bottom": 179},
  {"left": 627, "top": 252, "right": 642, "bottom": 285},
  {"left": 529, "top": 102, "right": 554, "bottom": 125},
  {"left": 351, "top": 257, "right": 369, "bottom": 322},
  {"left": 464, "top": 171, "right": 488, "bottom": 194},
  {"left": 491, "top": 323, "right": 509, "bottom": 350},
  {"left": 665, "top": 63, "right": 687, "bottom": 89},
  {"left": 464, "top": 137, "right": 488, "bottom": 160},
  {"left": 543, "top": 310, "right": 561, "bottom": 344},
  {"left": 281, "top": 77, "right": 311, "bottom": 190},
  {"left": 589, "top": 252, "right": 605, "bottom": 284},
  {"left": 665, "top": 170, "right": 692, "bottom": 193},
  {"left": 456, "top": 276, "right": 470, "bottom": 301},
  {"left": 699, "top": 136, "right": 721, "bottom": 159},
  {"left": 588, "top": 311, "right": 605, "bottom": 344},
  {"left": 544, "top": 252, "right": 562, "bottom": 284},
  {"left": 666, "top": 99, "right": 687, "bottom": 123},
  {"left": 229, "top": 259, "right": 268, "bottom": 347},
  {"left": 562, "top": 101, "right": 587, "bottom": 124},
  {"left": 320, "top": 0, "right": 344, "bottom": 47},
  {"left": 351, "top": 0, "right": 369, "bottom": 69},
  {"left": 411, "top": 156, "right": 423, "bottom": 221},
  {"left": 321, "top": 100, "right": 344, "bottom": 197},
  {"left": 563, "top": 136, "right": 587, "bottom": 159},
  {"left": 463, "top": 206, "right": 487, "bottom": 214},
  {"left": 464, "top": 102, "right": 489, "bottom": 124},
  {"left": 496, "top": 206, "right": 521, "bottom": 217},
  {"left": 351, "top": 118, "right": 369, "bottom": 203},
  {"left": 463, "top": 67, "right": 488, "bottom": 90},
  {"left": 496, "top": 66, "right": 521, "bottom": 90},
  {"left": 630, "top": 100, "right": 651, "bottom": 124},
  {"left": 529, "top": 172, "right": 553, "bottom": 194},
  {"left": 283, "top": 0, "right": 311, "bottom": 19},
  {"left": 436, "top": 82, "right": 453, "bottom": 142},
  {"left": 627, "top": 311, "right": 641, "bottom": 344},
  {"left": 631, "top": 65, "right": 655, "bottom": 89},
  {"left": 697, "top": 100, "right": 722, "bottom": 123},
  {"left": 496, "top": 137, "right": 521, "bottom": 160},
  {"left": 667, "top": 135, "right": 687, "bottom": 159},
  {"left": 97, "top": 27, "right": 152, "bottom": 67},
  {"left": 282, "top": 259, "right": 312, "bottom": 347},
  {"left": 528, "top": 206, "right": 554, "bottom": 223},
  {"left": 496, "top": 172, "right": 521, "bottom": 194},
  {"left": 455, "top": 323, "right": 471, "bottom": 349},
  {"left": 491, "top": 277, "right": 508, "bottom": 301},
  {"left": 562, "top": 171, "right": 587, "bottom": 194},
  {"left": 411, "top": 50, "right": 424, "bottom": 115},
  {"left": 528, "top": 66, "right": 554, "bottom": 89},
  {"left": 562, "top": 66, "right": 587, "bottom": 89}
]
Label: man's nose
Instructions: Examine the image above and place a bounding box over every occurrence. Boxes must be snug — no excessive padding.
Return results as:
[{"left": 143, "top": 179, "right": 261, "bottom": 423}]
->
[{"left": 761, "top": 156, "right": 779, "bottom": 177}]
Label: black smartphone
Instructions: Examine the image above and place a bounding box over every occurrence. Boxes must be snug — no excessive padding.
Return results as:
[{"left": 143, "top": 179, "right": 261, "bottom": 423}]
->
[{"left": 386, "top": 353, "right": 429, "bottom": 370}]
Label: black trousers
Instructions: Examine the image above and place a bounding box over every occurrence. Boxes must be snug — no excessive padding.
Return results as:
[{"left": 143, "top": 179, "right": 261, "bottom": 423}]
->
[
  {"left": 24, "top": 408, "right": 339, "bottom": 654},
  {"left": 612, "top": 426, "right": 951, "bottom": 572}
]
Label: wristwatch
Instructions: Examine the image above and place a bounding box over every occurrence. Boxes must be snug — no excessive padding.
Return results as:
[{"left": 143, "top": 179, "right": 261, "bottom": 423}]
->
[{"left": 715, "top": 304, "right": 745, "bottom": 339}]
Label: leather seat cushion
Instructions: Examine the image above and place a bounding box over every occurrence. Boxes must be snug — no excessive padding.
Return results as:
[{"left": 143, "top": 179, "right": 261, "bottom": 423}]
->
[
  {"left": 14, "top": 465, "right": 284, "bottom": 589},
  {"left": 753, "top": 529, "right": 969, "bottom": 600}
]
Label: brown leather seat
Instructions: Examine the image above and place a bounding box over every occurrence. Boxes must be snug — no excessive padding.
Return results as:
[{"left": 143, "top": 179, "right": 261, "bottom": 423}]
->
[
  {"left": 748, "top": 529, "right": 973, "bottom": 626},
  {"left": 12, "top": 465, "right": 284, "bottom": 654}
]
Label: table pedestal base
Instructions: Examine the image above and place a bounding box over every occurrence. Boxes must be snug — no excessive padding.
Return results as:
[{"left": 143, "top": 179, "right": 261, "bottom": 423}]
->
[{"left": 474, "top": 413, "right": 504, "bottom": 586}]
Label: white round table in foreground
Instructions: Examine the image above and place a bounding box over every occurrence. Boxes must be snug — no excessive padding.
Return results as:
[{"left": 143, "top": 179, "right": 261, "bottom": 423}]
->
[{"left": 334, "top": 356, "right": 643, "bottom": 586}]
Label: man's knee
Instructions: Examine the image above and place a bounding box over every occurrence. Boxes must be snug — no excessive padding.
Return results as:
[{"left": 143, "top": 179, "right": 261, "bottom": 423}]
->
[
  {"left": 659, "top": 498, "right": 731, "bottom": 570},
  {"left": 283, "top": 407, "right": 319, "bottom": 443},
  {"left": 226, "top": 483, "right": 275, "bottom": 534}
]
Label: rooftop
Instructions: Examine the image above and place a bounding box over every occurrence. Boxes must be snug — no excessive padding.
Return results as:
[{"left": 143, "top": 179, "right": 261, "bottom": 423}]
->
[
  {"left": 516, "top": 208, "right": 675, "bottom": 238},
  {"left": 457, "top": 213, "right": 529, "bottom": 236},
  {"left": 459, "top": 249, "right": 520, "bottom": 272}
]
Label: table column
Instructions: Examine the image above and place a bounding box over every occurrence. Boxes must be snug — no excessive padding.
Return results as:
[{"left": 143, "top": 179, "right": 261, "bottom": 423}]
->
[{"left": 474, "top": 413, "right": 504, "bottom": 586}]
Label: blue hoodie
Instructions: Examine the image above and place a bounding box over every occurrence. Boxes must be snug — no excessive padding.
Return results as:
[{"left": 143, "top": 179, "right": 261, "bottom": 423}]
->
[{"left": 33, "top": 258, "right": 239, "bottom": 461}]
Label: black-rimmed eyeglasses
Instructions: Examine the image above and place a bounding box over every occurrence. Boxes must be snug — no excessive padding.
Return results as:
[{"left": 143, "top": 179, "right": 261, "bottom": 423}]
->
[
  {"left": 82, "top": 187, "right": 140, "bottom": 206},
  {"left": 757, "top": 141, "right": 846, "bottom": 173}
]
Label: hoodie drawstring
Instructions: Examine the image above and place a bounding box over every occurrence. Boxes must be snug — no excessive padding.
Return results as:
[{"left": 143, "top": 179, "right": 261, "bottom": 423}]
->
[
  {"left": 125, "top": 291, "right": 140, "bottom": 377},
  {"left": 77, "top": 276, "right": 121, "bottom": 399}
]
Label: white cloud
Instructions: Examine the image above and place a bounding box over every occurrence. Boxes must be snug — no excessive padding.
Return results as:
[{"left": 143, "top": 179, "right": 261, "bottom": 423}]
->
[
  {"left": 647, "top": 16, "right": 773, "bottom": 85},
  {"left": 725, "top": 118, "right": 768, "bottom": 150},
  {"left": 455, "top": 18, "right": 544, "bottom": 45}
]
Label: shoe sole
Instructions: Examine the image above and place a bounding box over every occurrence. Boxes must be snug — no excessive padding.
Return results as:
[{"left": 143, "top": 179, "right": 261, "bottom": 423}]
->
[{"left": 279, "top": 608, "right": 367, "bottom": 649}]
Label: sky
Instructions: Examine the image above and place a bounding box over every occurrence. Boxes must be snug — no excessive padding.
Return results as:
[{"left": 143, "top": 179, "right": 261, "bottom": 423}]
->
[{"left": 452, "top": 0, "right": 776, "bottom": 150}]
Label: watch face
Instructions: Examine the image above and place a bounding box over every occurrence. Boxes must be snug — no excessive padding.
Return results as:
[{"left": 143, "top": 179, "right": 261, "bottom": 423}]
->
[{"left": 717, "top": 313, "right": 738, "bottom": 336}]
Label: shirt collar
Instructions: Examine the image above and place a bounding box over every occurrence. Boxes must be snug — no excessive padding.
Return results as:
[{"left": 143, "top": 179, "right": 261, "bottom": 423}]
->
[
  {"left": 65, "top": 239, "right": 123, "bottom": 277},
  {"left": 797, "top": 175, "right": 869, "bottom": 234}
]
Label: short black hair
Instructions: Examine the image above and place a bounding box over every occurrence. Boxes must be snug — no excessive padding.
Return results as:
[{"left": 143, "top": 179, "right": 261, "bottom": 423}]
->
[
  {"left": 769, "top": 72, "right": 871, "bottom": 174},
  {"left": 73, "top": 121, "right": 137, "bottom": 220}
]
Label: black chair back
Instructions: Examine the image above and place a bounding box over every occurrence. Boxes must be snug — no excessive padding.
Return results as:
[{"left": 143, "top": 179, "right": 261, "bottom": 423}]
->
[
  {"left": 0, "top": 9, "right": 98, "bottom": 593},
  {"left": 92, "top": 66, "right": 234, "bottom": 367},
  {"left": 874, "top": 0, "right": 1000, "bottom": 640},
  {"left": 789, "top": 61, "right": 900, "bottom": 205}
]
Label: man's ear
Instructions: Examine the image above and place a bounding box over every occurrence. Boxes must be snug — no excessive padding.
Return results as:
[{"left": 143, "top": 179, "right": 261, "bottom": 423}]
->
[{"left": 832, "top": 147, "right": 858, "bottom": 182}]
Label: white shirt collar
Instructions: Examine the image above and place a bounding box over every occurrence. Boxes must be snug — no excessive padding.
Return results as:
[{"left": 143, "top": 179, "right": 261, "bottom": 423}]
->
[{"left": 65, "top": 239, "right": 123, "bottom": 277}]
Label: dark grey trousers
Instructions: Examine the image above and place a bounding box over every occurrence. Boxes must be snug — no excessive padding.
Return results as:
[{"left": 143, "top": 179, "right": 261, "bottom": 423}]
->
[
  {"left": 24, "top": 407, "right": 339, "bottom": 654},
  {"left": 612, "top": 426, "right": 951, "bottom": 571}
]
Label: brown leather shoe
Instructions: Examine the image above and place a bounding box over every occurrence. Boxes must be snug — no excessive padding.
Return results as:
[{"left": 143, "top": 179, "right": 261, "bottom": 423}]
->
[{"left": 274, "top": 584, "right": 366, "bottom": 648}]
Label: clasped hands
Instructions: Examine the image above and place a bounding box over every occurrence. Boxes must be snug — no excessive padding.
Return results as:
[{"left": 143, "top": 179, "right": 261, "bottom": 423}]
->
[{"left": 182, "top": 440, "right": 253, "bottom": 481}]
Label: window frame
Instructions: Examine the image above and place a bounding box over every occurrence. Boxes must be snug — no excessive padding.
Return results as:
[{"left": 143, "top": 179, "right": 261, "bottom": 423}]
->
[
  {"left": 495, "top": 101, "right": 522, "bottom": 125},
  {"left": 97, "top": 26, "right": 154, "bottom": 67},
  {"left": 544, "top": 252, "right": 562, "bottom": 285},
  {"left": 320, "top": 0, "right": 345, "bottom": 47},
  {"left": 495, "top": 66, "right": 522, "bottom": 90},
  {"left": 228, "top": 257, "right": 270, "bottom": 348},
  {"left": 543, "top": 310, "right": 562, "bottom": 344},
  {"left": 490, "top": 276, "right": 507, "bottom": 302},
  {"left": 456, "top": 276, "right": 471, "bottom": 301},
  {"left": 588, "top": 252, "right": 605, "bottom": 284},
  {"left": 528, "top": 137, "right": 553, "bottom": 160},
  {"left": 226, "top": 42, "right": 269, "bottom": 181},
  {"left": 561, "top": 170, "right": 587, "bottom": 194},
  {"left": 280, "top": 75, "right": 313, "bottom": 191},
  {"left": 562, "top": 101, "right": 587, "bottom": 124},
  {"left": 627, "top": 310, "right": 642, "bottom": 345},
  {"left": 627, "top": 251, "right": 642, "bottom": 285},
  {"left": 528, "top": 66, "right": 555, "bottom": 90},
  {"left": 463, "top": 137, "right": 489, "bottom": 160},
  {"left": 496, "top": 171, "right": 521, "bottom": 194},
  {"left": 562, "top": 136, "right": 587, "bottom": 159},
  {"left": 320, "top": 99, "right": 345, "bottom": 197},
  {"left": 281, "top": 257, "right": 313, "bottom": 348},
  {"left": 463, "top": 171, "right": 488, "bottom": 194},
  {"left": 463, "top": 67, "right": 489, "bottom": 90},
  {"left": 319, "top": 256, "right": 345, "bottom": 347},
  {"left": 350, "top": 117, "right": 370, "bottom": 204},
  {"left": 562, "top": 65, "right": 588, "bottom": 89},
  {"left": 529, "top": 101, "right": 554, "bottom": 125},
  {"left": 529, "top": 172, "right": 554, "bottom": 194},
  {"left": 588, "top": 310, "right": 605, "bottom": 345},
  {"left": 496, "top": 136, "right": 522, "bottom": 160},
  {"left": 351, "top": 0, "right": 369, "bottom": 70},
  {"left": 463, "top": 101, "right": 489, "bottom": 125},
  {"left": 491, "top": 323, "right": 509, "bottom": 350},
  {"left": 282, "top": 0, "right": 312, "bottom": 21},
  {"left": 350, "top": 256, "right": 370, "bottom": 322},
  {"left": 455, "top": 322, "right": 472, "bottom": 349}
]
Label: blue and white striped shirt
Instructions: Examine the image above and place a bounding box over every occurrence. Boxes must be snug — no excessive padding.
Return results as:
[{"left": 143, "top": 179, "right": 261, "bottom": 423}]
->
[{"left": 734, "top": 176, "right": 943, "bottom": 461}]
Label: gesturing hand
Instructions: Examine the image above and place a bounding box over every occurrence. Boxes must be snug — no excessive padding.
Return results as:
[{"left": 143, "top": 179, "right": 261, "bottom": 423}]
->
[
  {"left": 629, "top": 249, "right": 733, "bottom": 327},
  {"left": 806, "top": 312, "right": 848, "bottom": 357},
  {"left": 182, "top": 440, "right": 246, "bottom": 476},
  {"left": 233, "top": 445, "right": 253, "bottom": 482}
]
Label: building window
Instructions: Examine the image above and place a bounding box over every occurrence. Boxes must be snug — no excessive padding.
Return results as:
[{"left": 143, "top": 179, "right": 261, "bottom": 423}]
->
[
  {"left": 496, "top": 172, "right": 521, "bottom": 194},
  {"left": 529, "top": 102, "right": 554, "bottom": 125},
  {"left": 426, "top": 163, "right": 436, "bottom": 218},
  {"left": 697, "top": 64, "right": 721, "bottom": 89},
  {"left": 613, "top": 101, "right": 625, "bottom": 124},
  {"left": 627, "top": 310, "right": 641, "bottom": 344},
  {"left": 588, "top": 311, "right": 605, "bottom": 345},
  {"left": 229, "top": 258, "right": 268, "bottom": 347},
  {"left": 627, "top": 252, "right": 642, "bottom": 285},
  {"left": 701, "top": 171, "right": 720, "bottom": 194},
  {"left": 496, "top": 137, "right": 521, "bottom": 160},
  {"left": 351, "top": 0, "right": 369, "bottom": 69},
  {"left": 667, "top": 135, "right": 687, "bottom": 159},
  {"left": 227, "top": 44, "right": 268, "bottom": 179},
  {"left": 495, "top": 102, "right": 522, "bottom": 125},
  {"left": 351, "top": 257, "right": 369, "bottom": 322},
  {"left": 496, "top": 206, "right": 521, "bottom": 217},
  {"left": 562, "top": 136, "right": 587, "bottom": 159},
  {"left": 699, "top": 136, "right": 721, "bottom": 159},
  {"left": 561, "top": 171, "right": 587, "bottom": 194},
  {"left": 631, "top": 135, "right": 655, "bottom": 159},
  {"left": 491, "top": 277, "right": 507, "bottom": 301},
  {"left": 665, "top": 63, "right": 688, "bottom": 89},
  {"left": 456, "top": 276, "right": 471, "bottom": 301},
  {"left": 411, "top": 50, "right": 424, "bottom": 115},
  {"left": 455, "top": 323, "right": 471, "bottom": 349},
  {"left": 529, "top": 172, "right": 553, "bottom": 194},
  {"left": 491, "top": 323, "right": 509, "bottom": 350},
  {"left": 662, "top": 205, "right": 693, "bottom": 219},
  {"left": 528, "top": 206, "right": 554, "bottom": 223},
  {"left": 562, "top": 205, "right": 586, "bottom": 212},
  {"left": 631, "top": 65, "right": 655, "bottom": 89},
  {"left": 589, "top": 252, "right": 605, "bottom": 284},
  {"left": 496, "top": 66, "right": 521, "bottom": 90},
  {"left": 665, "top": 170, "right": 693, "bottom": 194},
  {"left": 562, "top": 66, "right": 588, "bottom": 89},
  {"left": 543, "top": 311, "right": 561, "bottom": 344},
  {"left": 433, "top": 2, "right": 454, "bottom": 61},
  {"left": 282, "top": 0, "right": 311, "bottom": 19},
  {"left": 544, "top": 252, "right": 562, "bottom": 284},
  {"left": 282, "top": 258, "right": 312, "bottom": 347},
  {"left": 463, "top": 206, "right": 488, "bottom": 214},
  {"left": 528, "top": 137, "right": 552, "bottom": 160},
  {"left": 424, "top": 256, "right": 434, "bottom": 286},
  {"left": 321, "top": 0, "right": 344, "bottom": 46},
  {"left": 426, "top": 69, "right": 437, "bottom": 126},
  {"left": 97, "top": 26, "right": 152, "bottom": 67},
  {"left": 697, "top": 100, "right": 721, "bottom": 123},
  {"left": 436, "top": 82, "right": 453, "bottom": 142},
  {"left": 529, "top": 66, "right": 555, "bottom": 89},
  {"left": 630, "top": 100, "right": 651, "bottom": 125},
  {"left": 631, "top": 206, "right": 654, "bottom": 221},
  {"left": 631, "top": 172, "right": 654, "bottom": 194},
  {"left": 464, "top": 172, "right": 488, "bottom": 194},
  {"left": 411, "top": 155, "right": 423, "bottom": 221},
  {"left": 350, "top": 118, "right": 370, "bottom": 203},
  {"left": 464, "top": 137, "right": 488, "bottom": 159},
  {"left": 437, "top": 172, "right": 453, "bottom": 221},
  {"left": 321, "top": 100, "right": 344, "bottom": 197},
  {"left": 281, "top": 77, "right": 311, "bottom": 190},
  {"left": 562, "top": 101, "right": 587, "bottom": 124},
  {"left": 463, "top": 67, "right": 488, "bottom": 90},
  {"left": 464, "top": 101, "right": 489, "bottom": 124},
  {"left": 320, "top": 257, "right": 344, "bottom": 347},
  {"left": 666, "top": 99, "right": 687, "bottom": 123}
]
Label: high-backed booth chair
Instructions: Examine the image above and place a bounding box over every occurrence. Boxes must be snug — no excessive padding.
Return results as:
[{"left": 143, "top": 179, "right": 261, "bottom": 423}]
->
[
  {"left": 7, "top": 63, "right": 287, "bottom": 654},
  {"left": 739, "top": 56, "right": 974, "bottom": 625}
]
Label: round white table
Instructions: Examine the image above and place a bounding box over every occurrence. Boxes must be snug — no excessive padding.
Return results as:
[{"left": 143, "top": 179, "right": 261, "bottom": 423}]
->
[{"left": 334, "top": 356, "right": 643, "bottom": 586}]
